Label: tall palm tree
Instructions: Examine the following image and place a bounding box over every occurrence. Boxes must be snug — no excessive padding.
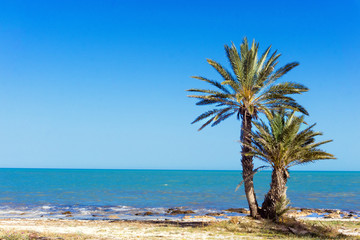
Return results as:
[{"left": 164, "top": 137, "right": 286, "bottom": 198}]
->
[
  {"left": 248, "top": 111, "right": 335, "bottom": 219},
  {"left": 187, "top": 38, "right": 308, "bottom": 217}
]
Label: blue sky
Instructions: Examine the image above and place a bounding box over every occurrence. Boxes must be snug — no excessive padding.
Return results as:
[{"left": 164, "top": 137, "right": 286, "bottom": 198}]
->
[{"left": 0, "top": 0, "right": 359, "bottom": 170}]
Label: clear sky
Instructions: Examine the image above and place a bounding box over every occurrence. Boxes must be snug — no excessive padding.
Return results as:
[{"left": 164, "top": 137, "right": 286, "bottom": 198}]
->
[{"left": 0, "top": 0, "right": 359, "bottom": 170}]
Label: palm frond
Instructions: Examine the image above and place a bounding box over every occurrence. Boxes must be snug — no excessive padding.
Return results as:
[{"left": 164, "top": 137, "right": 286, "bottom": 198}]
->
[
  {"left": 267, "top": 100, "right": 308, "bottom": 115},
  {"left": 265, "top": 82, "right": 308, "bottom": 95},
  {"left": 212, "top": 111, "right": 236, "bottom": 126},
  {"left": 195, "top": 99, "right": 218, "bottom": 106},
  {"left": 191, "top": 109, "right": 222, "bottom": 124},
  {"left": 190, "top": 76, "right": 231, "bottom": 94},
  {"left": 224, "top": 43, "right": 243, "bottom": 84},
  {"left": 270, "top": 62, "right": 299, "bottom": 81}
]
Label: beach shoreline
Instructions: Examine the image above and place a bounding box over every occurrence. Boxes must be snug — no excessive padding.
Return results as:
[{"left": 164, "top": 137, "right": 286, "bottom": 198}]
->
[
  {"left": 1, "top": 205, "right": 359, "bottom": 221},
  {"left": 1, "top": 207, "right": 359, "bottom": 239},
  {"left": 1, "top": 215, "right": 359, "bottom": 239}
]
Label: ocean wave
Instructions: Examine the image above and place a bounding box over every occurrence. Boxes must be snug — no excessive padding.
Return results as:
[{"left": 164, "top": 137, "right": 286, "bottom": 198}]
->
[
  {"left": 0, "top": 203, "right": 359, "bottom": 221},
  {"left": 0, "top": 204, "right": 243, "bottom": 220}
]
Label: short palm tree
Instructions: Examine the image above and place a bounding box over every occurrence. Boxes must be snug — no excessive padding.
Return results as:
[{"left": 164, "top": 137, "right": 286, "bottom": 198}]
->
[
  {"left": 248, "top": 111, "right": 335, "bottom": 219},
  {"left": 187, "top": 37, "right": 308, "bottom": 217}
]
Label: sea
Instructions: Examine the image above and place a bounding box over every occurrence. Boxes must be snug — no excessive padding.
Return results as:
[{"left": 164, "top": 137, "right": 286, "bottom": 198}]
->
[{"left": 0, "top": 169, "right": 359, "bottom": 220}]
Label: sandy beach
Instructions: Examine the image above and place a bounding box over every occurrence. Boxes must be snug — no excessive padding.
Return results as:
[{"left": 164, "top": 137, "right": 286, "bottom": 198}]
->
[{"left": 1, "top": 215, "right": 359, "bottom": 240}]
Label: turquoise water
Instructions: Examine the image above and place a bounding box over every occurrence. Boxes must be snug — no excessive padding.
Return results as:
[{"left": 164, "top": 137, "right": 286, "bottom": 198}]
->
[{"left": 0, "top": 169, "right": 359, "bottom": 219}]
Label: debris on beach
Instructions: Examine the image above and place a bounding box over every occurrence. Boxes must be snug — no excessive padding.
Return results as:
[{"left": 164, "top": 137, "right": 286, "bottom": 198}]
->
[
  {"left": 224, "top": 208, "right": 250, "bottom": 214},
  {"left": 166, "top": 208, "right": 195, "bottom": 215},
  {"left": 135, "top": 211, "right": 154, "bottom": 216}
]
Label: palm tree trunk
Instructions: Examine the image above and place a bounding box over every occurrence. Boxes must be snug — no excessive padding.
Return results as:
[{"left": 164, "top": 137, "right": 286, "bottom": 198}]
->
[
  {"left": 260, "top": 168, "right": 288, "bottom": 219},
  {"left": 241, "top": 112, "right": 259, "bottom": 218}
]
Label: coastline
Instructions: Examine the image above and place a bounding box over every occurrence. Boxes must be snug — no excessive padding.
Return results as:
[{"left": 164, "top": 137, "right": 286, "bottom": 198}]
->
[
  {"left": 1, "top": 207, "right": 360, "bottom": 239},
  {"left": 1, "top": 205, "right": 359, "bottom": 221},
  {"left": 1, "top": 215, "right": 359, "bottom": 239}
]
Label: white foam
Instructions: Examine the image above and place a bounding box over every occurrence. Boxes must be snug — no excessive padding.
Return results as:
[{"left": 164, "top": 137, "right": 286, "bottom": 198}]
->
[{"left": 110, "top": 206, "right": 135, "bottom": 212}]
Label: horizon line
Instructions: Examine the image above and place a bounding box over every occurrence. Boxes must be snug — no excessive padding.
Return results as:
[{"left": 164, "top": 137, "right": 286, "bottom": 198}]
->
[{"left": 0, "top": 167, "right": 359, "bottom": 172}]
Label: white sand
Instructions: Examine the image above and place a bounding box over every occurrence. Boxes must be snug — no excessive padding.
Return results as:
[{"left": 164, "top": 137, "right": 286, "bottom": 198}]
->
[{"left": 0, "top": 219, "right": 251, "bottom": 239}]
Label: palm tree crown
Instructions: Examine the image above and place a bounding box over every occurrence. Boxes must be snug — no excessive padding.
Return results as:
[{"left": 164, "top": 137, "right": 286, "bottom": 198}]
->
[
  {"left": 187, "top": 38, "right": 308, "bottom": 130},
  {"left": 249, "top": 111, "right": 336, "bottom": 169}
]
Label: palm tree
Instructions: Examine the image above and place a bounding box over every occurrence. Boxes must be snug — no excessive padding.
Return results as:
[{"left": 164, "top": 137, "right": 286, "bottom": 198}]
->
[
  {"left": 187, "top": 38, "right": 308, "bottom": 217},
  {"left": 248, "top": 111, "right": 335, "bottom": 219}
]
